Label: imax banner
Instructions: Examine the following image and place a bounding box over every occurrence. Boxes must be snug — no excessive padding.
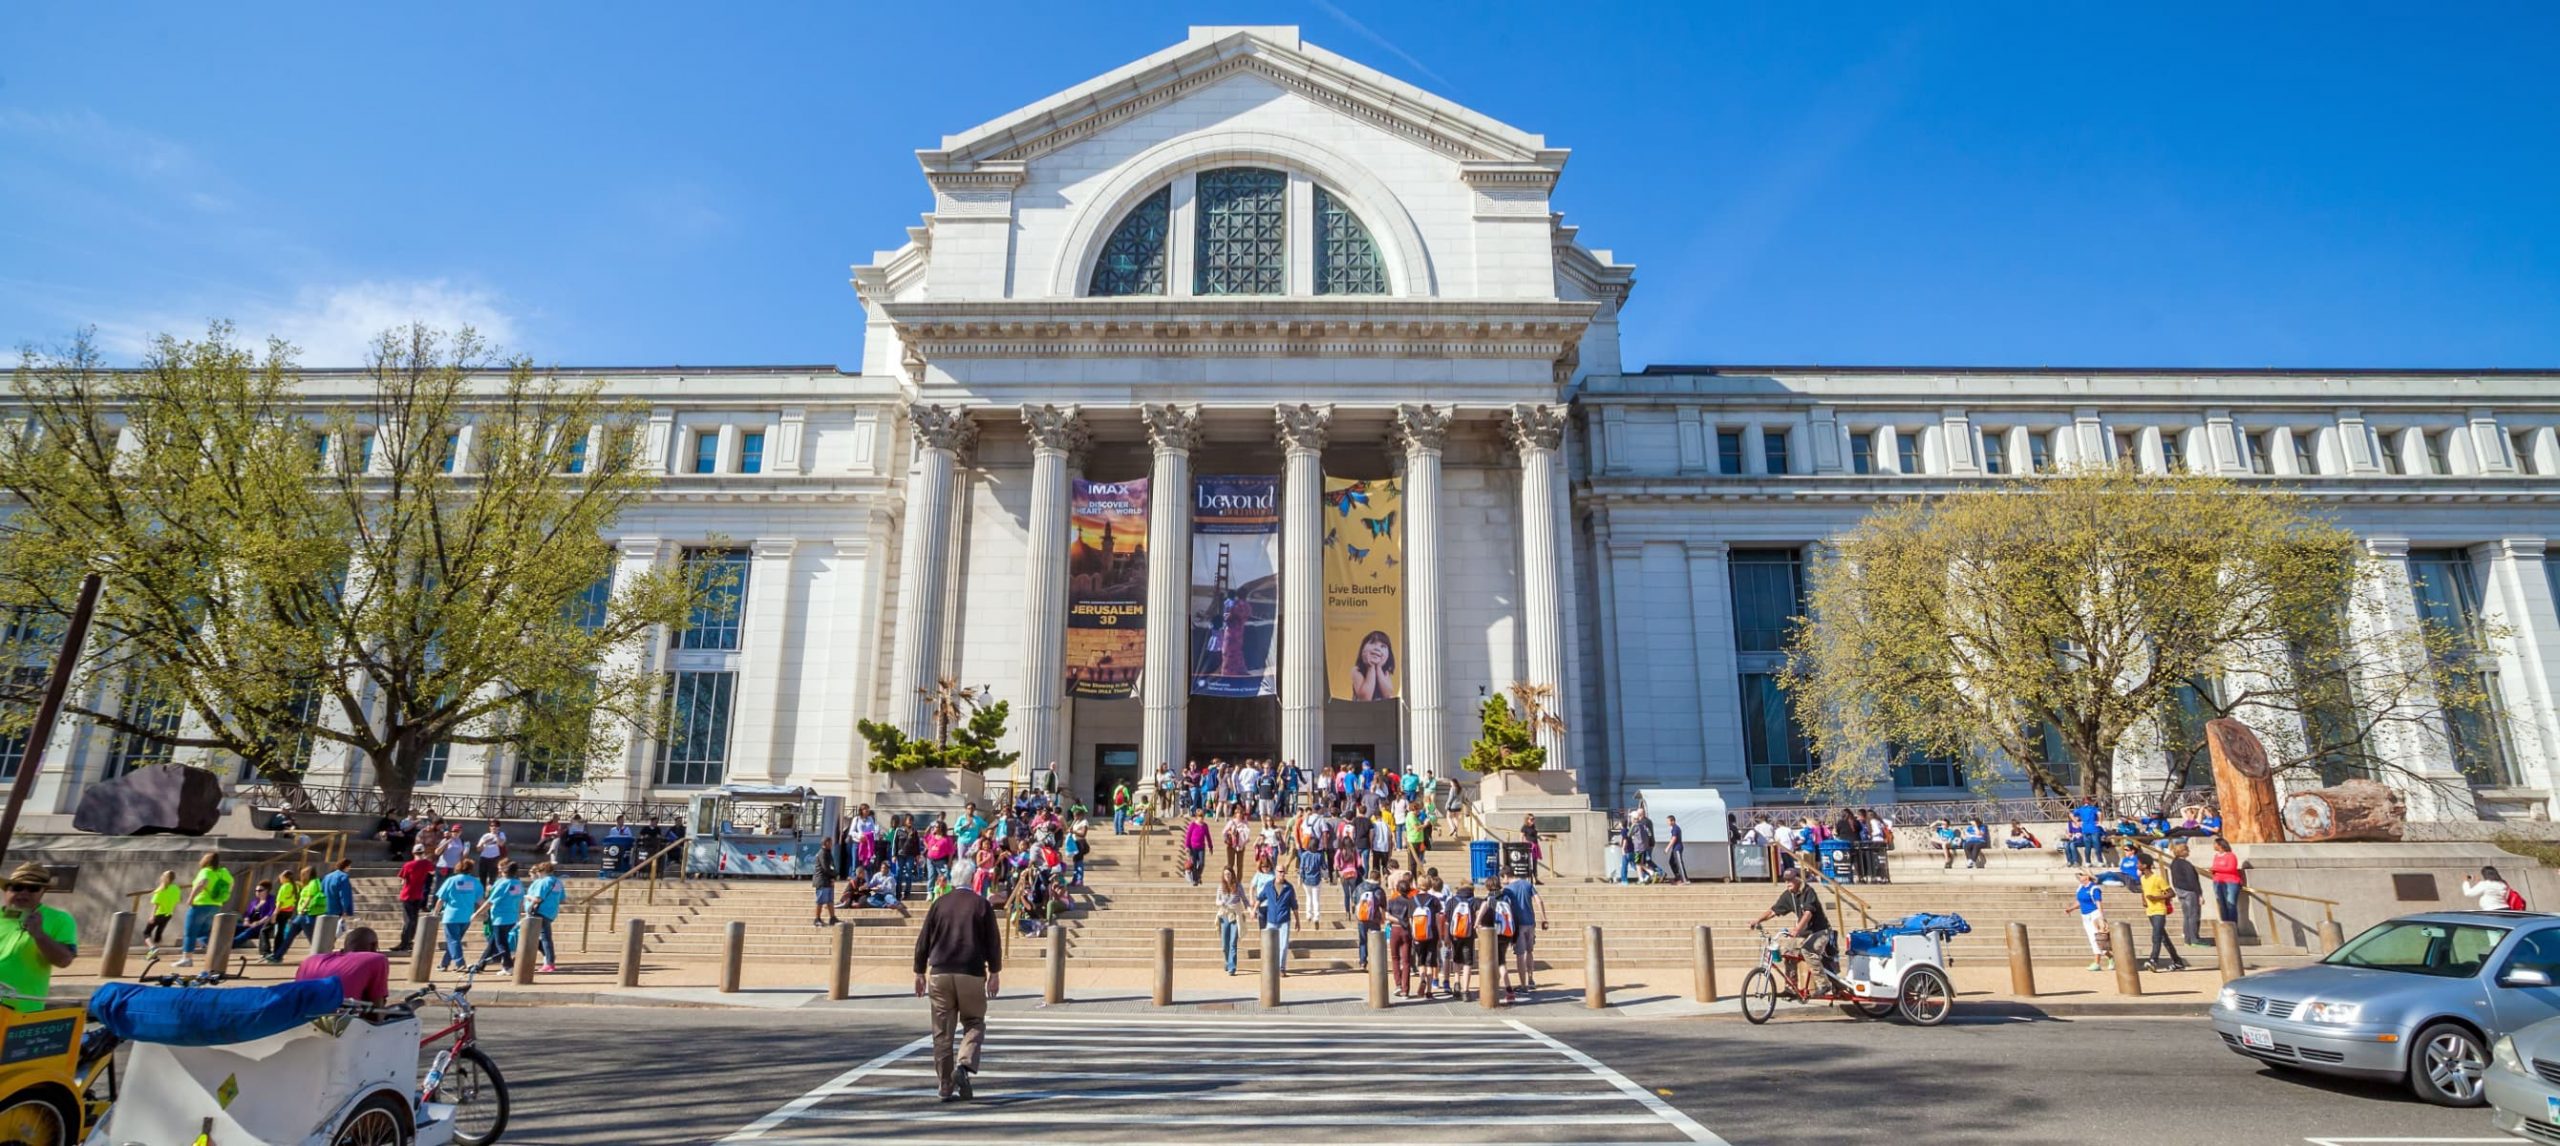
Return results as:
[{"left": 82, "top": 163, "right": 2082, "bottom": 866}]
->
[
  {"left": 1189, "top": 475, "right": 1280, "bottom": 698},
  {"left": 1065, "top": 477, "right": 1148, "bottom": 700}
]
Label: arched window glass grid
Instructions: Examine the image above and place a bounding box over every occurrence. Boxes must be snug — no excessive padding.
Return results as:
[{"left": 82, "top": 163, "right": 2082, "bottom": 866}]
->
[
  {"left": 1087, "top": 187, "right": 1170, "bottom": 297},
  {"left": 1194, "top": 168, "right": 1287, "bottom": 295},
  {"left": 1314, "top": 186, "right": 1388, "bottom": 295}
]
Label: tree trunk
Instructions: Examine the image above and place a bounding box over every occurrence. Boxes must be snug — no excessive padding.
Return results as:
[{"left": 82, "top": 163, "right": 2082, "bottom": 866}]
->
[
  {"left": 374, "top": 746, "right": 415, "bottom": 818},
  {"left": 2281, "top": 779, "right": 2405, "bottom": 843},
  {"left": 2205, "top": 718, "right": 2284, "bottom": 844}
]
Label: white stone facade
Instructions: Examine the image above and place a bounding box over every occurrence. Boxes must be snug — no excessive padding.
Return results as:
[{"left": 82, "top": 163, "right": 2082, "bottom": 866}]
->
[{"left": 28, "top": 26, "right": 2560, "bottom": 826}]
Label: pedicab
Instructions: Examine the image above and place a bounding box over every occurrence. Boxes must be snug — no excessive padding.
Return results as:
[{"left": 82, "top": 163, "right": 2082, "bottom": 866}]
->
[{"left": 1742, "top": 912, "right": 1967, "bottom": 1026}]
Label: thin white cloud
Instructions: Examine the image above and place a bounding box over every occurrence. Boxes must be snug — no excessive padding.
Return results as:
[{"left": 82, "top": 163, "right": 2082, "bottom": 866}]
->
[
  {"left": 84, "top": 280, "right": 523, "bottom": 368},
  {"left": 0, "top": 108, "right": 238, "bottom": 213},
  {"left": 1306, "top": 0, "right": 1455, "bottom": 90}
]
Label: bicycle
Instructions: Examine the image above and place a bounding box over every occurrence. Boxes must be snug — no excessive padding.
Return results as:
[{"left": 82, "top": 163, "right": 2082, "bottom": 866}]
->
[
  {"left": 1739, "top": 920, "right": 1955, "bottom": 1027},
  {"left": 418, "top": 957, "right": 513, "bottom": 1145}
]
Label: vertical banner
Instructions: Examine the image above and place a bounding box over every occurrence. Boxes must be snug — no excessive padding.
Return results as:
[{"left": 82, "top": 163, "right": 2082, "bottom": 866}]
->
[
  {"left": 1322, "top": 476, "right": 1404, "bottom": 702},
  {"left": 1189, "top": 475, "right": 1281, "bottom": 697},
  {"left": 1065, "top": 477, "right": 1149, "bottom": 700}
]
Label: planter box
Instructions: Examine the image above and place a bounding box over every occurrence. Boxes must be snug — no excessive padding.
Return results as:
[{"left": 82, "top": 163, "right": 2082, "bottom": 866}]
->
[
  {"left": 864, "top": 768, "right": 986, "bottom": 815},
  {"left": 1478, "top": 769, "right": 1583, "bottom": 803}
]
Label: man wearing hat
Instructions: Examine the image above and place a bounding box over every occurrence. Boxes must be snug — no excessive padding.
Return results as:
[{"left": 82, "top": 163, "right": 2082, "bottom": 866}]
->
[{"left": 0, "top": 863, "right": 75, "bottom": 1012}]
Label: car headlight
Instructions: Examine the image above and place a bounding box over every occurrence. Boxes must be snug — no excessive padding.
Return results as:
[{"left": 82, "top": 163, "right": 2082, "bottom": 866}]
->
[
  {"left": 2496, "top": 1035, "right": 2523, "bottom": 1073},
  {"left": 2299, "top": 999, "right": 2362, "bottom": 1024},
  {"left": 2218, "top": 987, "right": 2238, "bottom": 1011}
]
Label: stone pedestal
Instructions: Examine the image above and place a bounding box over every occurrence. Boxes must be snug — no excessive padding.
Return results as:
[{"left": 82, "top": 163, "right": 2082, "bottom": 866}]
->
[
  {"left": 1474, "top": 769, "right": 1609, "bottom": 880},
  {"left": 859, "top": 769, "right": 988, "bottom": 819}
]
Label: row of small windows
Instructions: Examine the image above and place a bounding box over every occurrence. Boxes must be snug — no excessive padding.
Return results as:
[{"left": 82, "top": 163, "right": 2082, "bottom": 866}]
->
[
  {"left": 1808, "top": 422, "right": 2560, "bottom": 478},
  {"left": 305, "top": 424, "right": 779, "bottom": 477},
  {"left": 1088, "top": 167, "right": 1389, "bottom": 297}
]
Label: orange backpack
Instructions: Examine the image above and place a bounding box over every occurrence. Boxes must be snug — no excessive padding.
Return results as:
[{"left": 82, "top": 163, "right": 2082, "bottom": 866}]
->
[
  {"left": 1356, "top": 890, "right": 1379, "bottom": 924},
  {"left": 1411, "top": 905, "right": 1435, "bottom": 942},
  {"left": 1495, "top": 897, "right": 1517, "bottom": 938},
  {"left": 1450, "top": 905, "right": 1473, "bottom": 941}
]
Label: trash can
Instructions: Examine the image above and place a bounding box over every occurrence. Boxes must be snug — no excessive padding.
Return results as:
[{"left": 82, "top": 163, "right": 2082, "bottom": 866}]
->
[
  {"left": 1819, "top": 839, "right": 1855, "bottom": 884},
  {"left": 1470, "top": 839, "right": 1499, "bottom": 883},
  {"left": 601, "top": 832, "right": 637, "bottom": 878}
]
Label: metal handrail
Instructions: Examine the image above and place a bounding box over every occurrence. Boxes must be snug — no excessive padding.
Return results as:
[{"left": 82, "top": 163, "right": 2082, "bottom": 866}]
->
[
  {"left": 235, "top": 779, "right": 686, "bottom": 824},
  {"left": 1796, "top": 856, "right": 1878, "bottom": 930},
  {"left": 2244, "top": 885, "right": 2340, "bottom": 943},
  {"left": 573, "top": 837, "right": 691, "bottom": 954},
  {"left": 1744, "top": 786, "right": 2221, "bottom": 837}
]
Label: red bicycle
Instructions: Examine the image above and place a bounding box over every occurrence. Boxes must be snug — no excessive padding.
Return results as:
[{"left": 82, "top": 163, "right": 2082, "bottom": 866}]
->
[{"left": 409, "top": 960, "right": 511, "bottom": 1144}]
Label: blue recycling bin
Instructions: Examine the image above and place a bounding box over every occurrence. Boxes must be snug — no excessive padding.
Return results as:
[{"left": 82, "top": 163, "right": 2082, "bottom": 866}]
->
[
  {"left": 1819, "top": 839, "right": 1855, "bottom": 884},
  {"left": 1469, "top": 839, "right": 1499, "bottom": 884}
]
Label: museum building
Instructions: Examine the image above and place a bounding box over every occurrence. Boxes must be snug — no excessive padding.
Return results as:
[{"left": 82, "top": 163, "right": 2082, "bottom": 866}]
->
[{"left": 28, "top": 26, "right": 2560, "bottom": 825}]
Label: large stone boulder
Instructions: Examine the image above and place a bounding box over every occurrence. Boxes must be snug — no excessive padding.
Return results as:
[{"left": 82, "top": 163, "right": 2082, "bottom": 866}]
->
[{"left": 71, "top": 763, "right": 226, "bottom": 836}]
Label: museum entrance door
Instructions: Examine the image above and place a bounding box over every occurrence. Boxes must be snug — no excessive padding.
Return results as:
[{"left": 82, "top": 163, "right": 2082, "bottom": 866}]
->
[{"left": 1189, "top": 696, "right": 1278, "bottom": 765}]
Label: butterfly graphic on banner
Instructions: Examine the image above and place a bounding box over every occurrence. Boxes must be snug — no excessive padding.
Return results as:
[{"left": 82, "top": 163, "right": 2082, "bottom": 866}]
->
[
  {"left": 1331, "top": 485, "right": 1371, "bottom": 517},
  {"left": 1324, "top": 527, "right": 1338, "bottom": 548},
  {"left": 1360, "top": 512, "right": 1396, "bottom": 539},
  {"left": 1346, "top": 544, "right": 1369, "bottom": 564}
]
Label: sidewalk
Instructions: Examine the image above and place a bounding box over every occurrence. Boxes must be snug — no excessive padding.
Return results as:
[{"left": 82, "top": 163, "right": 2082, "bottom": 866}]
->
[{"left": 57, "top": 943, "right": 2238, "bottom": 1021}]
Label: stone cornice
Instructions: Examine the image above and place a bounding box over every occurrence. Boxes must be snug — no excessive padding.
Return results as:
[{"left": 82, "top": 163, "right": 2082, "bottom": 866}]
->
[
  {"left": 884, "top": 299, "right": 1595, "bottom": 363},
  {"left": 1572, "top": 475, "right": 2560, "bottom": 508}
]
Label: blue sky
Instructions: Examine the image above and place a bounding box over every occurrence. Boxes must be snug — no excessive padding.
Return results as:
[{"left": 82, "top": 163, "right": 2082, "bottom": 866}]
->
[{"left": 3, "top": 3, "right": 2554, "bottom": 370}]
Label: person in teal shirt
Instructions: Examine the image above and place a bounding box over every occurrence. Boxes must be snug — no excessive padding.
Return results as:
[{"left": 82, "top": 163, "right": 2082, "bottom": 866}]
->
[
  {"left": 480, "top": 864, "right": 526, "bottom": 972},
  {"left": 434, "top": 869, "right": 484, "bottom": 972},
  {"left": 524, "top": 862, "right": 566, "bottom": 973},
  {"left": 954, "top": 805, "right": 986, "bottom": 852}
]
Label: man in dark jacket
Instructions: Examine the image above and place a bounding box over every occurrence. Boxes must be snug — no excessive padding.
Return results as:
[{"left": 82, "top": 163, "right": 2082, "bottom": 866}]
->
[{"left": 913, "top": 858, "right": 1001, "bottom": 1102}]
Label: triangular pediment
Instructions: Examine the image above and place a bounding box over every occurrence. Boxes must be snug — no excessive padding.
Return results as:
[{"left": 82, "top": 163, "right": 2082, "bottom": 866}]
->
[{"left": 918, "top": 26, "right": 1563, "bottom": 173}]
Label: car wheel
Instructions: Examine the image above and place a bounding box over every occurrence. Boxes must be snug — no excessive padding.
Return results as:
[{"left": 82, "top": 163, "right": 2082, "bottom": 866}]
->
[{"left": 2408, "top": 1022, "right": 2488, "bottom": 1107}]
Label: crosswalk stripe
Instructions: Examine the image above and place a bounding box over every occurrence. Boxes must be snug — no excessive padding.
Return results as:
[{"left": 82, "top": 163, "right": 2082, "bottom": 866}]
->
[
  {"left": 778, "top": 1110, "right": 1671, "bottom": 1127},
  {"left": 821, "top": 1086, "right": 1652, "bottom": 1104},
  {"left": 716, "top": 1036, "right": 932, "bottom": 1142},
  {"left": 1508, "top": 1019, "right": 1729, "bottom": 1146},
  {"left": 865, "top": 1067, "right": 1604, "bottom": 1083}
]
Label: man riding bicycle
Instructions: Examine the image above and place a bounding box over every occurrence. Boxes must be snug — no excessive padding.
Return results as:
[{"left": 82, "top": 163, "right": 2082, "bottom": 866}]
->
[{"left": 1749, "top": 867, "right": 1836, "bottom": 994}]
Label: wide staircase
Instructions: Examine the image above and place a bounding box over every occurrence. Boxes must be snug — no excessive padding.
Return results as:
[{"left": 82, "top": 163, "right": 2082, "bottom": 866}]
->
[{"left": 525, "top": 821, "right": 2259, "bottom": 974}]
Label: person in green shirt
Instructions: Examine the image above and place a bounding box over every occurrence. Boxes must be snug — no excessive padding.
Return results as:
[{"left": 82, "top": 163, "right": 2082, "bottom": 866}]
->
[
  {"left": 180, "top": 851, "right": 233, "bottom": 966},
  {"left": 269, "top": 865, "right": 327, "bottom": 963},
  {"left": 139, "top": 869, "right": 180, "bottom": 947},
  {"left": 0, "top": 863, "right": 77, "bottom": 1012}
]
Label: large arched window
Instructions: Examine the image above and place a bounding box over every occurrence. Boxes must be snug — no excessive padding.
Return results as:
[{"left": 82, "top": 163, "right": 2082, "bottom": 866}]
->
[
  {"left": 1087, "top": 187, "right": 1170, "bottom": 296},
  {"left": 1084, "top": 167, "right": 1395, "bottom": 298}
]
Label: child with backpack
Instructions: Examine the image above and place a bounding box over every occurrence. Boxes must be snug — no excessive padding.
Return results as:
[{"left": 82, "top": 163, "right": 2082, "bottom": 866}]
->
[
  {"left": 1350, "top": 871, "right": 1384, "bottom": 973},
  {"left": 1446, "top": 881, "right": 1480, "bottom": 1001}
]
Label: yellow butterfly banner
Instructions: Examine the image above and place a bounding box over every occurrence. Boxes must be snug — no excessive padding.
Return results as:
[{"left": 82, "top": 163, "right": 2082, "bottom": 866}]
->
[{"left": 1322, "top": 475, "right": 1404, "bottom": 702}]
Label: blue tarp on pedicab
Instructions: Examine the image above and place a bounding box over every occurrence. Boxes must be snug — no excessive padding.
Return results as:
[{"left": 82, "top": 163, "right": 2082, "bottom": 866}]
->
[{"left": 87, "top": 978, "right": 345, "bottom": 1046}]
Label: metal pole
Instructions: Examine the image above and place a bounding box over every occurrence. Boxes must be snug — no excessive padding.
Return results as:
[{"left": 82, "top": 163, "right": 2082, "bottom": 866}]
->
[
  {"left": 719, "top": 920, "right": 745, "bottom": 993},
  {"left": 0, "top": 574, "right": 99, "bottom": 861},
  {"left": 2110, "top": 920, "right": 2143, "bottom": 996},
  {"left": 1045, "top": 926, "right": 1067, "bottom": 1005},
  {"left": 204, "top": 912, "right": 239, "bottom": 975},
  {"left": 1366, "top": 930, "right": 1387, "bottom": 1009},
  {"left": 1693, "top": 925, "right": 1717, "bottom": 1003},
  {"left": 99, "top": 911, "right": 135, "bottom": 980},
  {"left": 311, "top": 915, "right": 341, "bottom": 957},
  {"left": 408, "top": 915, "right": 436, "bottom": 984},
  {"left": 2006, "top": 921, "right": 2036, "bottom": 997},
  {"left": 618, "top": 917, "right": 645, "bottom": 987},
  {"left": 513, "top": 917, "right": 543, "bottom": 985},
  {"left": 829, "top": 922, "right": 854, "bottom": 1001},
  {"left": 1584, "top": 925, "right": 1605, "bottom": 1010},
  {"left": 2216, "top": 920, "right": 2245, "bottom": 983},
  {"left": 1260, "top": 927, "right": 1281, "bottom": 1009},
  {"left": 1153, "top": 928, "right": 1174, "bottom": 1007}
]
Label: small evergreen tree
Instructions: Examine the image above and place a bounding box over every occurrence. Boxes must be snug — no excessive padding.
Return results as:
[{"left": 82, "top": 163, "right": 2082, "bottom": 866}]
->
[{"left": 1462, "top": 695, "right": 1546, "bottom": 774}]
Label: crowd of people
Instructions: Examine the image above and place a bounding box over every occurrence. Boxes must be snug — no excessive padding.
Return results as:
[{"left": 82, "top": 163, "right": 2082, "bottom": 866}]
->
[{"left": 812, "top": 788, "right": 1092, "bottom": 936}]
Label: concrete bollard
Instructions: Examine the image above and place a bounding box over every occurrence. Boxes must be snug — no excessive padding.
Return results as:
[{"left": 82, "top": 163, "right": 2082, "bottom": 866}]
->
[
  {"left": 1693, "top": 925, "right": 1717, "bottom": 1004},
  {"left": 2216, "top": 920, "right": 2245, "bottom": 984},
  {"left": 618, "top": 918, "right": 646, "bottom": 988},
  {"left": 1152, "top": 928, "right": 1174, "bottom": 1008},
  {"left": 1584, "top": 925, "right": 1606, "bottom": 1010},
  {"left": 1367, "top": 931, "right": 1388, "bottom": 1009},
  {"left": 205, "top": 913, "right": 239, "bottom": 975},
  {"left": 514, "top": 917, "right": 545, "bottom": 985},
  {"left": 2111, "top": 921, "right": 2143, "bottom": 996},
  {"left": 830, "top": 922, "right": 855, "bottom": 1001},
  {"left": 2007, "top": 921, "right": 2036, "bottom": 997},
  {"left": 1259, "top": 928, "right": 1281, "bottom": 1008},
  {"left": 1045, "top": 927, "right": 1067, "bottom": 1005},
  {"left": 1480, "top": 926, "right": 1500, "bottom": 1009},
  {"left": 99, "top": 912, "right": 135, "bottom": 980},
  {"left": 312, "top": 915, "right": 342, "bottom": 957},
  {"left": 409, "top": 915, "right": 437, "bottom": 984},
  {"left": 719, "top": 921, "right": 746, "bottom": 993},
  {"left": 2317, "top": 919, "right": 2346, "bottom": 956}
]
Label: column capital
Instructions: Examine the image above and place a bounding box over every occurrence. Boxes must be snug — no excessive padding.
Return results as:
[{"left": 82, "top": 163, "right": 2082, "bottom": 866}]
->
[
  {"left": 1505, "top": 403, "right": 1569, "bottom": 454},
  {"left": 1393, "top": 403, "right": 1453, "bottom": 455},
  {"left": 1274, "top": 403, "right": 1332, "bottom": 455},
  {"left": 2364, "top": 536, "right": 2413, "bottom": 560},
  {"left": 1141, "top": 403, "right": 1203, "bottom": 453},
  {"left": 906, "top": 402, "right": 978, "bottom": 455},
  {"left": 1020, "top": 403, "right": 1089, "bottom": 457},
  {"left": 751, "top": 538, "right": 801, "bottom": 560}
]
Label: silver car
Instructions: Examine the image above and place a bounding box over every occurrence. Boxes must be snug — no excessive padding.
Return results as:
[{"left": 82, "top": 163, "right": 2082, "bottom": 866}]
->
[
  {"left": 2210, "top": 910, "right": 2560, "bottom": 1106},
  {"left": 2487, "top": 1012, "right": 2560, "bottom": 1141}
]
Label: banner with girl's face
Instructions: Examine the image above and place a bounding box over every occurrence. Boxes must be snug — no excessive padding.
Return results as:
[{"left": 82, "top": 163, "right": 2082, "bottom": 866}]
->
[
  {"left": 1189, "top": 475, "right": 1280, "bottom": 697},
  {"left": 1065, "top": 478, "right": 1149, "bottom": 699},
  {"left": 1321, "top": 476, "right": 1403, "bottom": 702}
]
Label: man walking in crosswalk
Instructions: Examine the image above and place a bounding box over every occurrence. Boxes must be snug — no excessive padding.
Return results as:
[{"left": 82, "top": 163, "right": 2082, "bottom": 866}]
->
[{"left": 913, "top": 858, "right": 1001, "bottom": 1101}]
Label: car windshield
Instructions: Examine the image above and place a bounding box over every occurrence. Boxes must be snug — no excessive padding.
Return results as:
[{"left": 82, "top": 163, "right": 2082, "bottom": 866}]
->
[{"left": 2323, "top": 920, "right": 2508, "bottom": 978}]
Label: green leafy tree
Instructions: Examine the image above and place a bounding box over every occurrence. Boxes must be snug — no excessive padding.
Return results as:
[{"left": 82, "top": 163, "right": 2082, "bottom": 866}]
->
[
  {"left": 1461, "top": 681, "right": 1565, "bottom": 774},
  {"left": 1778, "top": 468, "right": 2501, "bottom": 804},
  {"left": 0, "top": 324, "right": 705, "bottom": 810}
]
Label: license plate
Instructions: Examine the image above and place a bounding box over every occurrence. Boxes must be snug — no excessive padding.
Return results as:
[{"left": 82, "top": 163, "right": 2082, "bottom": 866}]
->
[
  {"left": 2240, "top": 1025, "right": 2275, "bottom": 1049},
  {"left": 2546, "top": 1095, "right": 2559, "bottom": 1124}
]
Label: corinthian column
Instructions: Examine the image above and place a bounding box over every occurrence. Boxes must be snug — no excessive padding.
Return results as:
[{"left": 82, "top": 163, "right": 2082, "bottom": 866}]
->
[
  {"left": 1017, "top": 403, "right": 1086, "bottom": 782},
  {"left": 1395, "top": 404, "right": 1452, "bottom": 777},
  {"left": 888, "top": 403, "right": 974, "bottom": 736},
  {"left": 1141, "top": 403, "right": 1202, "bottom": 779},
  {"left": 1508, "top": 404, "right": 1574, "bottom": 774},
  {"left": 1276, "top": 403, "right": 1332, "bottom": 774}
]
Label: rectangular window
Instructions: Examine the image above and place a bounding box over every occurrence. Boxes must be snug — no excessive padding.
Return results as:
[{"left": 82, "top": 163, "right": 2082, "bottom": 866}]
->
[
  {"left": 357, "top": 433, "right": 376, "bottom": 473},
  {"left": 1740, "top": 673, "right": 1814, "bottom": 790},
  {"left": 1980, "top": 431, "right": 2007, "bottom": 474},
  {"left": 1892, "top": 745, "right": 1964, "bottom": 790},
  {"left": 2410, "top": 547, "right": 2516, "bottom": 785},
  {"left": 739, "top": 431, "right": 765, "bottom": 475},
  {"left": 2376, "top": 430, "right": 2404, "bottom": 474},
  {"left": 1716, "top": 430, "right": 1743, "bottom": 476},
  {"left": 2113, "top": 430, "right": 2139, "bottom": 470},
  {"left": 2245, "top": 432, "right": 2272, "bottom": 475},
  {"left": 1729, "top": 548, "right": 1806, "bottom": 654},
  {"left": 2292, "top": 431, "right": 2319, "bottom": 476},
  {"left": 564, "top": 431, "right": 589, "bottom": 475},
  {"left": 440, "top": 431, "right": 460, "bottom": 474},
  {"left": 2028, "top": 434, "right": 2052, "bottom": 474},
  {"left": 1761, "top": 431, "right": 1789, "bottom": 476},
  {"left": 310, "top": 433, "right": 331, "bottom": 471},
  {"left": 1850, "top": 434, "right": 1875, "bottom": 475},
  {"left": 416, "top": 741, "right": 451, "bottom": 785},
  {"left": 692, "top": 432, "right": 719, "bottom": 475},
  {"left": 677, "top": 548, "right": 750, "bottom": 651},
  {"left": 655, "top": 670, "right": 736, "bottom": 786},
  {"left": 2158, "top": 431, "right": 2184, "bottom": 473},
  {"left": 2513, "top": 432, "right": 2538, "bottom": 476},
  {"left": 1895, "top": 432, "right": 1922, "bottom": 475},
  {"left": 568, "top": 573, "right": 613, "bottom": 632},
  {"left": 2424, "top": 432, "right": 2449, "bottom": 476},
  {"left": 104, "top": 685, "right": 181, "bottom": 778}
]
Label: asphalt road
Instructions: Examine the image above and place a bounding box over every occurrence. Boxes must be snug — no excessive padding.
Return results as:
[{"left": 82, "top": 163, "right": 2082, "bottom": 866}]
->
[{"left": 470, "top": 1002, "right": 2513, "bottom": 1146}]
